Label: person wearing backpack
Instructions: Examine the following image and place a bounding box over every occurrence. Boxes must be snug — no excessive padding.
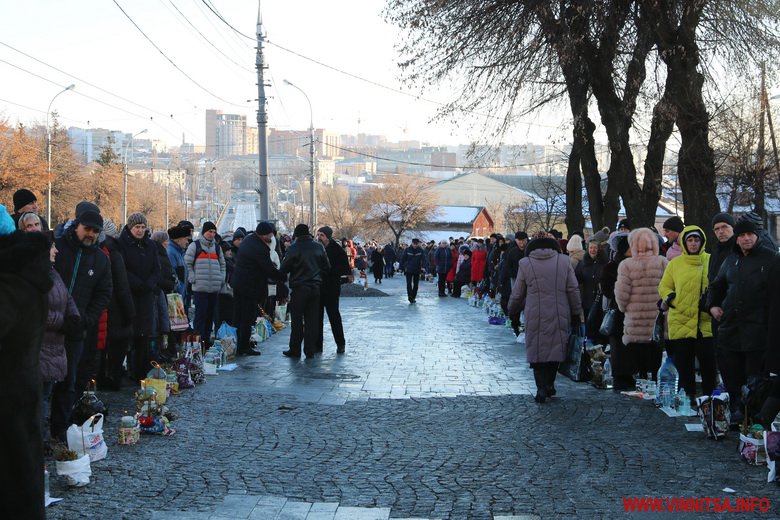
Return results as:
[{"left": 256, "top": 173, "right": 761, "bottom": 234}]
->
[{"left": 185, "top": 221, "right": 225, "bottom": 346}]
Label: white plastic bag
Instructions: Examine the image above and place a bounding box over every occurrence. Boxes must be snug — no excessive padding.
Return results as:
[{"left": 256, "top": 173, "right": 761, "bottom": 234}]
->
[
  {"left": 56, "top": 455, "right": 91, "bottom": 487},
  {"left": 67, "top": 413, "right": 107, "bottom": 462}
]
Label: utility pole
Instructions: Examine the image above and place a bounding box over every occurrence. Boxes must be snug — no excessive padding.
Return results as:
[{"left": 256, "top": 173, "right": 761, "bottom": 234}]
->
[
  {"left": 758, "top": 63, "right": 768, "bottom": 221},
  {"left": 165, "top": 168, "right": 170, "bottom": 227},
  {"left": 256, "top": 2, "right": 270, "bottom": 221}
]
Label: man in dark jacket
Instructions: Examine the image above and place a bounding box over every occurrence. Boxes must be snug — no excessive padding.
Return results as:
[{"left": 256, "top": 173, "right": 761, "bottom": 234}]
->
[
  {"left": 0, "top": 217, "right": 51, "bottom": 520},
  {"left": 232, "top": 221, "right": 284, "bottom": 356},
  {"left": 400, "top": 238, "right": 429, "bottom": 303},
  {"left": 434, "top": 240, "right": 453, "bottom": 297},
  {"left": 707, "top": 218, "right": 779, "bottom": 420},
  {"left": 280, "top": 224, "right": 330, "bottom": 358},
  {"left": 51, "top": 209, "right": 112, "bottom": 440},
  {"left": 316, "top": 226, "right": 351, "bottom": 353},
  {"left": 383, "top": 243, "right": 397, "bottom": 278},
  {"left": 500, "top": 231, "right": 528, "bottom": 334}
]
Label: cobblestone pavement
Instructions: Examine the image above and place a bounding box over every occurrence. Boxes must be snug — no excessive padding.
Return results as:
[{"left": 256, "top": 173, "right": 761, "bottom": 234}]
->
[{"left": 47, "top": 276, "right": 778, "bottom": 519}]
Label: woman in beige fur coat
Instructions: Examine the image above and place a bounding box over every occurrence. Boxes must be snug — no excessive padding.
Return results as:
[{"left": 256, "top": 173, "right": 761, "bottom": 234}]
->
[{"left": 615, "top": 228, "right": 668, "bottom": 382}]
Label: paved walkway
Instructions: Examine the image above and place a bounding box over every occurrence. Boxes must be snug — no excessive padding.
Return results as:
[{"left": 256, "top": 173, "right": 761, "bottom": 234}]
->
[{"left": 47, "top": 275, "right": 777, "bottom": 519}]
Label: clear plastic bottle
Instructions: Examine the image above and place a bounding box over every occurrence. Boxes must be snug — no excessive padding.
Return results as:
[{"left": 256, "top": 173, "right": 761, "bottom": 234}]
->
[
  {"left": 603, "top": 358, "right": 613, "bottom": 389},
  {"left": 655, "top": 354, "right": 679, "bottom": 408}
]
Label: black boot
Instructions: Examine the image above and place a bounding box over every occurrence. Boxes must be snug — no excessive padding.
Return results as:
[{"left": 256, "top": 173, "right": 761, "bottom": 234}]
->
[
  {"left": 533, "top": 366, "right": 547, "bottom": 403},
  {"left": 546, "top": 363, "right": 558, "bottom": 397},
  {"left": 757, "top": 397, "right": 780, "bottom": 430}
]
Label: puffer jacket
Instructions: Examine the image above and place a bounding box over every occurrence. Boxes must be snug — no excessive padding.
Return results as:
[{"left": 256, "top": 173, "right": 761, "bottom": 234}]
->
[
  {"left": 615, "top": 228, "right": 668, "bottom": 344},
  {"left": 434, "top": 246, "right": 453, "bottom": 274},
  {"left": 707, "top": 236, "right": 779, "bottom": 353},
  {"left": 658, "top": 225, "right": 712, "bottom": 340},
  {"left": 41, "top": 268, "right": 80, "bottom": 382},
  {"left": 185, "top": 237, "right": 226, "bottom": 294},
  {"left": 508, "top": 238, "right": 582, "bottom": 364}
]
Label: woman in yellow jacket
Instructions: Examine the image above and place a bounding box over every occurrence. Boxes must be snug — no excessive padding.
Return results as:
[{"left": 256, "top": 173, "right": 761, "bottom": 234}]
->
[{"left": 658, "top": 225, "right": 717, "bottom": 401}]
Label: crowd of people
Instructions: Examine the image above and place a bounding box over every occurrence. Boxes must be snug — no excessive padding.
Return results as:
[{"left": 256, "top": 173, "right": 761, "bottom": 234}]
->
[{"left": 4, "top": 184, "right": 780, "bottom": 517}]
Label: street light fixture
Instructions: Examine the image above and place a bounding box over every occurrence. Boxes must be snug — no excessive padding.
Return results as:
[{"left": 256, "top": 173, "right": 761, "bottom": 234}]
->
[
  {"left": 46, "top": 83, "right": 75, "bottom": 224},
  {"left": 123, "top": 129, "right": 148, "bottom": 224},
  {"left": 283, "top": 79, "right": 317, "bottom": 229}
]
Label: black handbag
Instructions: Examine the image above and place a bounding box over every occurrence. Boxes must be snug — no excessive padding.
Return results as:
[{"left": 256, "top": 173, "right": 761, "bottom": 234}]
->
[{"left": 586, "top": 291, "right": 604, "bottom": 337}]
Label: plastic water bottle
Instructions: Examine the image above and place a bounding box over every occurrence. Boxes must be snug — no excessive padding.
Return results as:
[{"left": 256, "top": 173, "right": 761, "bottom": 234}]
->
[
  {"left": 603, "top": 358, "right": 613, "bottom": 389},
  {"left": 655, "top": 354, "right": 679, "bottom": 408}
]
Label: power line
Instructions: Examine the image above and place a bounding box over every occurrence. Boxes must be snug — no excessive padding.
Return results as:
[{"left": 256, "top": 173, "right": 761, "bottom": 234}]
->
[
  {"left": 0, "top": 57, "right": 182, "bottom": 141},
  {"left": 111, "top": 0, "right": 247, "bottom": 109},
  {"left": 166, "top": 0, "right": 255, "bottom": 75},
  {"left": 0, "top": 40, "right": 201, "bottom": 139},
  {"left": 199, "top": 0, "right": 255, "bottom": 41}
]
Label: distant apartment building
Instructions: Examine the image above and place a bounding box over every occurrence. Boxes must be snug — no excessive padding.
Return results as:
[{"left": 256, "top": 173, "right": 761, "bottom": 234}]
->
[
  {"left": 268, "top": 128, "right": 341, "bottom": 159},
  {"left": 68, "top": 127, "right": 132, "bottom": 163},
  {"left": 205, "top": 109, "right": 260, "bottom": 159},
  {"left": 431, "top": 151, "right": 457, "bottom": 171}
]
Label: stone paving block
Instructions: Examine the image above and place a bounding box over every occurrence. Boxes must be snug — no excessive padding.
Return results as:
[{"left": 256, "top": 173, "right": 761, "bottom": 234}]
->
[
  {"left": 214, "top": 494, "right": 262, "bottom": 518},
  {"left": 276, "top": 500, "right": 313, "bottom": 520},
  {"left": 152, "top": 512, "right": 213, "bottom": 520},
  {"left": 305, "top": 512, "right": 337, "bottom": 520},
  {"left": 333, "top": 506, "right": 391, "bottom": 520},
  {"left": 309, "top": 502, "right": 339, "bottom": 512}
]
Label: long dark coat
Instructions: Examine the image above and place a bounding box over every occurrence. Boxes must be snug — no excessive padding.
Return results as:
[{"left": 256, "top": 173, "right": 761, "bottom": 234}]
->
[
  {"left": 0, "top": 231, "right": 52, "bottom": 520},
  {"left": 371, "top": 248, "right": 384, "bottom": 279},
  {"left": 102, "top": 235, "right": 135, "bottom": 341},
  {"left": 117, "top": 227, "right": 160, "bottom": 337}
]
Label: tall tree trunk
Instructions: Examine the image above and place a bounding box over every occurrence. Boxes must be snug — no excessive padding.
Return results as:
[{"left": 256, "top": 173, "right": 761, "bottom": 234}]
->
[
  {"left": 643, "top": 84, "right": 677, "bottom": 221},
  {"left": 564, "top": 139, "right": 585, "bottom": 235}
]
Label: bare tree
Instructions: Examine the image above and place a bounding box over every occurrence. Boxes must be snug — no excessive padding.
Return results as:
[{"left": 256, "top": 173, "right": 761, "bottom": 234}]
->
[
  {"left": 318, "top": 185, "right": 370, "bottom": 239},
  {"left": 365, "top": 175, "right": 439, "bottom": 248}
]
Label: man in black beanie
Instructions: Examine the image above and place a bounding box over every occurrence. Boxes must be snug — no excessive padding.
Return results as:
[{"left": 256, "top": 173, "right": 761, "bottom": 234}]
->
[
  {"left": 279, "top": 224, "right": 330, "bottom": 358},
  {"left": 661, "top": 216, "right": 684, "bottom": 258},
  {"left": 316, "top": 225, "right": 351, "bottom": 354}
]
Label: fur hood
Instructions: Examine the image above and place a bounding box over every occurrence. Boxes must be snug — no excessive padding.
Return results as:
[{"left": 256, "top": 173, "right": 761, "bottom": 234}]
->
[
  {"left": 628, "top": 227, "right": 659, "bottom": 258},
  {"left": 525, "top": 237, "right": 561, "bottom": 256}
]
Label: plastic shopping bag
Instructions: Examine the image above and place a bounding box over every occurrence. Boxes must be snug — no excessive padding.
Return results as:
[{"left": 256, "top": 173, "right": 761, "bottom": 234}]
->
[
  {"left": 217, "top": 321, "right": 237, "bottom": 340},
  {"left": 66, "top": 414, "right": 107, "bottom": 462},
  {"left": 56, "top": 454, "right": 91, "bottom": 487}
]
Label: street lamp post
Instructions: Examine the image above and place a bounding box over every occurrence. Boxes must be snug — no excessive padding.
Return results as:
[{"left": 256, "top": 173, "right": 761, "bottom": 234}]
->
[
  {"left": 123, "top": 129, "right": 147, "bottom": 225},
  {"left": 46, "top": 84, "right": 75, "bottom": 224},
  {"left": 283, "top": 79, "right": 317, "bottom": 229}
]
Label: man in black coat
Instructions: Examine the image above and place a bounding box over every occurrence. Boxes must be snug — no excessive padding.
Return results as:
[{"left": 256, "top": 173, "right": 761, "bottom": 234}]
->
[
  {"left": 280, "top": 224, "right": 330, "bottom": 358},
  {"left": 399, "top": 238, "right": 429, "bottom": 303},
  {"left": 500, "top": 231, "right": 528, "bottom": 334},
  {"left": 52, "top": 209, "right": 112, "bottom": 440},
  {"left": 232, "top": 221, "right": 284, "bottom": 356},
  {"left": 707, "top": 218, "right": 779, "bottom": 419},
  {"left": 0, "top": 224, "right": 51, "bottom": 520},
  {"left": 316, "top": 226, "right": 351, "bottom": 354}
]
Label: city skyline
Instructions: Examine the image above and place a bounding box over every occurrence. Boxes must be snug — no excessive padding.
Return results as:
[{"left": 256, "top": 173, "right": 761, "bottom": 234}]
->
[{"left": 0, "top": 0, "right": 573, "bottom": 149}]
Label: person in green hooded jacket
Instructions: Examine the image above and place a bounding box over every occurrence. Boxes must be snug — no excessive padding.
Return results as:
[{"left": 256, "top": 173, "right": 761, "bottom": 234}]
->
[{"left": 658, "top": 225, "right": 717, "bottom": 401}]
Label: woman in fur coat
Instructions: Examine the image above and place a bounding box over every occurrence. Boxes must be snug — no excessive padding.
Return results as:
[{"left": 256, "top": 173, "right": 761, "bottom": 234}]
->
[{"left": 615, "top": 228, "right": 669, "bottom": 384}]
